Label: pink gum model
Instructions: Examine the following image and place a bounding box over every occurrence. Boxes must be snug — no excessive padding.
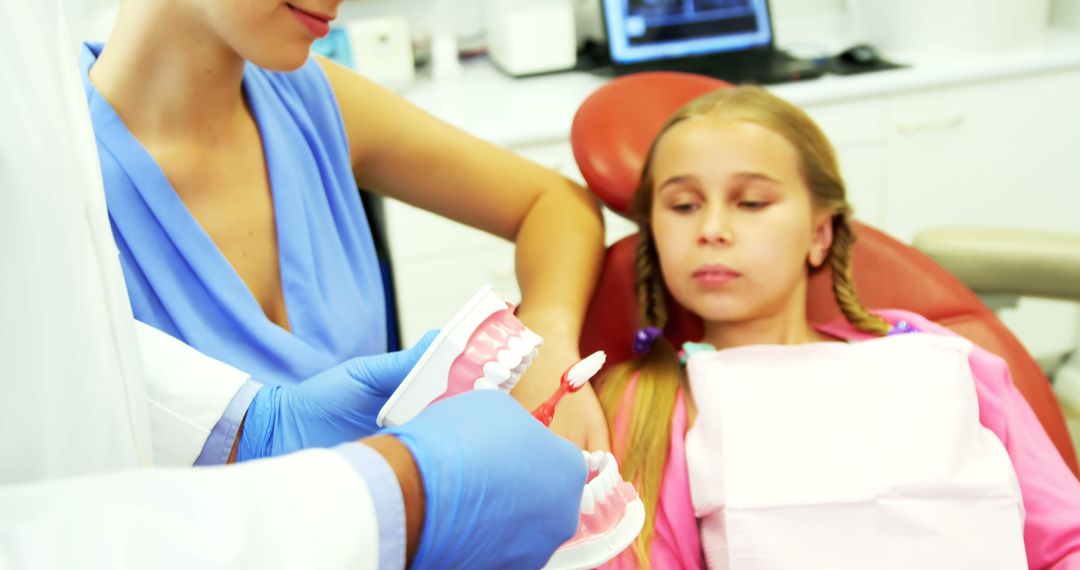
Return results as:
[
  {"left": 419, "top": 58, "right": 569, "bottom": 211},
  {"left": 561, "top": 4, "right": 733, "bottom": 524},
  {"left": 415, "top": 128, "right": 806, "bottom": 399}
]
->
[
  {"left": 544, "top": 451, "right": 646, "bottom": 570},
  {"left": 438, "top": 308, "right": 537, "bottom": 401},
  {"left": 377, "top": 285, "right": 541, "bottom": 428}
]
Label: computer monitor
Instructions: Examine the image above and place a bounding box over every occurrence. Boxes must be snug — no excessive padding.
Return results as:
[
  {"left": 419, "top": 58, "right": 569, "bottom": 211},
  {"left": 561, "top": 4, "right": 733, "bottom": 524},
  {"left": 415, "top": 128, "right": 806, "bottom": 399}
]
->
[{"left": 601, "top": 0, "right": 776, "bottom": 66}]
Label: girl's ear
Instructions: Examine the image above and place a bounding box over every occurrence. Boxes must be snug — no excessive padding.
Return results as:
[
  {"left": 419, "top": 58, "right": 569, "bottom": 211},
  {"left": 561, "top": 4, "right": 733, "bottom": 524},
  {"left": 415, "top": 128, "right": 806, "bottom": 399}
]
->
[{"left": 808, "top": 213, "right": 834, "bottom": 268}]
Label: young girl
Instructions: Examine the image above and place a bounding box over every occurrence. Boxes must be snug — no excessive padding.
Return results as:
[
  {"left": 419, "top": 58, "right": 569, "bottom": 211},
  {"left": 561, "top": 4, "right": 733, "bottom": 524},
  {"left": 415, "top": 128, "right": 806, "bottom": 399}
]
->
[{"left": 599, "top": 86, "right": 1080, "bottom": 568}]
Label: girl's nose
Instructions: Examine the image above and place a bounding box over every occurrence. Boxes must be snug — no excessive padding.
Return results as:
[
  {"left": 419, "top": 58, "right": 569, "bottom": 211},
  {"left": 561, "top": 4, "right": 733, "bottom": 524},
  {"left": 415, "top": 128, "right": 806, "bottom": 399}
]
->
[{"left": 697, "top": 208, "right": 732, "bottom": 246}]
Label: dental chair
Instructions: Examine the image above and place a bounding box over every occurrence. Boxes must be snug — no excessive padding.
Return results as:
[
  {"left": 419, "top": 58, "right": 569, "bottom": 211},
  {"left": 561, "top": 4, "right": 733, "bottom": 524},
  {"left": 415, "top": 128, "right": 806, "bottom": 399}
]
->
[{"left": 571, "top": 72, "right": 1080, "bottom": 476}]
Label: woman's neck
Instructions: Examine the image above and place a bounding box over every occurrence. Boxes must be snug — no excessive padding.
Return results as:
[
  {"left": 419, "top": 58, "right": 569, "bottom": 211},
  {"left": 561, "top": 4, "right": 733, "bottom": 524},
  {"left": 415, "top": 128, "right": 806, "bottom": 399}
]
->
[{"left": 89, "top": 2, "right": 248, "bottom": 140}]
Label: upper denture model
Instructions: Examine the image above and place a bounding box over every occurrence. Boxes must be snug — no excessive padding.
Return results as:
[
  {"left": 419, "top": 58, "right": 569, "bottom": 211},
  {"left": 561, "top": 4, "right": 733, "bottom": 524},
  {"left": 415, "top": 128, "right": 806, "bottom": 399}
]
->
[{"left": 378, "top": 284, "right": 541, "bottom": 427}]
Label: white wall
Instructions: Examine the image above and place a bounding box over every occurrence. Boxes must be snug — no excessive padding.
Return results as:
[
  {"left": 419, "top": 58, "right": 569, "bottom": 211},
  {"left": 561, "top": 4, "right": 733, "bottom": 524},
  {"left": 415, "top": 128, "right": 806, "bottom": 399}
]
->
[
  {"left": 339, "top": 0, "right": 485, "bottom": 39},
  {"left": 61, "top": 0, "right": 118, "bottom": 45},
  {"left": 771, "top": 0, "right": 845, "bottom": 20}
]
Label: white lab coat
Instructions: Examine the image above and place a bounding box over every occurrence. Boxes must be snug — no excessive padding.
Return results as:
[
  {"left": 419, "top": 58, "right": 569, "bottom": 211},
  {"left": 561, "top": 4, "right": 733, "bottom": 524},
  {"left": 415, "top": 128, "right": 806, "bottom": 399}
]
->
[{"left": 0, "top": 3, "right": 382, "bottom": 568}]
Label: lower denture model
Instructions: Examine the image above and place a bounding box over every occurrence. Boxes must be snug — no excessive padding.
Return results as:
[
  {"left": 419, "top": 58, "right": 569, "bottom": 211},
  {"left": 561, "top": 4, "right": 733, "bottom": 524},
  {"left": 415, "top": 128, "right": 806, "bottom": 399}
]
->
[
  {"left": 376, "top": 285, "right": 645, "bottom": 569},
  {"left": 544, "top": 450, "right": 646, "bottom": 570}
]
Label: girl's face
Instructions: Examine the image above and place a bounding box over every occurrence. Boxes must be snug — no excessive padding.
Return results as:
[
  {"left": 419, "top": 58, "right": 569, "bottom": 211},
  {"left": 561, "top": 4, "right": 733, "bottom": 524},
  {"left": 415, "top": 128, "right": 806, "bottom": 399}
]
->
[
  {"left": 649, "top": 117, "right": 834, "bottom": 326},
  {"left": 193, "top": 0, "right": 341, "bottom": 70}
]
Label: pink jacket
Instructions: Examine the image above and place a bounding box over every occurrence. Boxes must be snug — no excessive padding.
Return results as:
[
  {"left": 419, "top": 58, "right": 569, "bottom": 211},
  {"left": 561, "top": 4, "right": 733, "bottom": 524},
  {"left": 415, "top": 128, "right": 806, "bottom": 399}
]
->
[{"left": 608, "top": 310, "right": 1080, "bottom": 569}]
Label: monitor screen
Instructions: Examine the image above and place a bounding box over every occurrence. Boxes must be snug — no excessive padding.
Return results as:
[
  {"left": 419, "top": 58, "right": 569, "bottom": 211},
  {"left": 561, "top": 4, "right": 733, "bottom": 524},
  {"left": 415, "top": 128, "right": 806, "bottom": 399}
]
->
[{"left": 602, "top": 0, "right": 774, "bottom": 65}]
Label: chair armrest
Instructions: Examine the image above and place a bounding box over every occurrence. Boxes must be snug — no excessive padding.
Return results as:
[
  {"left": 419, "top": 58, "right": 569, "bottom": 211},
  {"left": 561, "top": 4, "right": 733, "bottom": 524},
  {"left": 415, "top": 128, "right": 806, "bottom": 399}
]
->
[{"left": 913, "top": 227, "right": 1080, "bottom": 302}]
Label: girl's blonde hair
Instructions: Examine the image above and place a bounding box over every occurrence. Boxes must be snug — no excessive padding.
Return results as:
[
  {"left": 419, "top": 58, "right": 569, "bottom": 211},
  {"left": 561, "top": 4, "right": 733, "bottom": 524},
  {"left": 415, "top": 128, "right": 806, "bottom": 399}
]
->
[{"left": 598, "top": 85, "right": 890, "bottom": 566}]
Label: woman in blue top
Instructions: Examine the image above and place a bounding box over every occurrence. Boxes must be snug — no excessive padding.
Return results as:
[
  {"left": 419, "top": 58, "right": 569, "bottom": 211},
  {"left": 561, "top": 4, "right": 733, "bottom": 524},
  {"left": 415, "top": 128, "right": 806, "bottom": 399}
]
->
[{"left": 83, "top": 0, "right": 608, "bottom": 450}]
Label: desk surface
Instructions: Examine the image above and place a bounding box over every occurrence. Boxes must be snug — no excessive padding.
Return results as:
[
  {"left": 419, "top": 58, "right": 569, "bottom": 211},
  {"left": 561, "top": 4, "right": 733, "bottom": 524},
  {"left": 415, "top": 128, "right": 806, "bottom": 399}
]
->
[{"left": 401, "top": 30, "right": 1080, "bottom": 148}]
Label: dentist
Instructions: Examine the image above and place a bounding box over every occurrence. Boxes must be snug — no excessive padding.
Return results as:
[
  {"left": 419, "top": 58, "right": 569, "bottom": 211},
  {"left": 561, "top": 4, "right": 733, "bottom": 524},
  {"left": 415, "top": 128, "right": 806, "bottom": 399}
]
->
[{"left": 0, "top": 3, "right": 585, "bottom": 569}]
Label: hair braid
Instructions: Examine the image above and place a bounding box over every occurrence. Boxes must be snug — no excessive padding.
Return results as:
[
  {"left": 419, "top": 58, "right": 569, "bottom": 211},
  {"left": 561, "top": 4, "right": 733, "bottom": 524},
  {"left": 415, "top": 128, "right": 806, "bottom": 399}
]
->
[
  {"left": 828, "top": 214, "right": 891, "bottom": 335},
  {"left": 635, "top": 230, "right": 669, "bottom": 329}
]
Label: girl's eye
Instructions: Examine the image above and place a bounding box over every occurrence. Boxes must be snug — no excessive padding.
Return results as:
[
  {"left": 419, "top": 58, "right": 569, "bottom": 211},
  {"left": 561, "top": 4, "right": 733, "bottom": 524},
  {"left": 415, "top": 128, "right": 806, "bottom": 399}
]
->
[
  {"left": 672, "top": 202, "right": 699, "bottom": 213},
  {"left": 738, "top": 200, "right": 769, "bottom": 210}
]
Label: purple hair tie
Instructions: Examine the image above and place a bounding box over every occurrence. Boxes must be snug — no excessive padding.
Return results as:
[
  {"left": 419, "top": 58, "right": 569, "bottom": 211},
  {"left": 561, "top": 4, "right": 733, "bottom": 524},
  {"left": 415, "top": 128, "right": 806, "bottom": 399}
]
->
[
  {"left": 887, "top": 320, "right": 919, "bottom": 336},
  {"left": 633, "top": 326, "right": 663, "bottom": 354}
]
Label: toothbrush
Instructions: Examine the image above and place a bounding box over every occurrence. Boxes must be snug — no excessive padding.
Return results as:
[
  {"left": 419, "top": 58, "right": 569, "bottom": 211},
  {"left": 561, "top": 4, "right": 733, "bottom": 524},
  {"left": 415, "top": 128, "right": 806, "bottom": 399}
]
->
[{"left": 532, "top": 351, "right": 607, "bottom": 427}]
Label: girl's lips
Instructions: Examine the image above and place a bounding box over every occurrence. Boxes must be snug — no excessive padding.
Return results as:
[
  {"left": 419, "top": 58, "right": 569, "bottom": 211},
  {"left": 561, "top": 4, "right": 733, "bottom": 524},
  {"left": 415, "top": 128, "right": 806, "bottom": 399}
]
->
[
  {"left": 287, "top": 4, "right": 332, "bottom": 38},
  {"left": 693, "top": 264, "right": 740, "bottom": 287}
]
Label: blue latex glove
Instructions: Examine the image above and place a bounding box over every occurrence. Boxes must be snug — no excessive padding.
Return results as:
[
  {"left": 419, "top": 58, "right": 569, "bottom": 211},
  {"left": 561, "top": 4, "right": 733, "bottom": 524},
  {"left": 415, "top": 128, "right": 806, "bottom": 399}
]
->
[
  {"left": 385, "top": 390, "right": 587, "bottom": 569},
  {"left": 238, "top": 331, "right": 437, "bottom": 460}
]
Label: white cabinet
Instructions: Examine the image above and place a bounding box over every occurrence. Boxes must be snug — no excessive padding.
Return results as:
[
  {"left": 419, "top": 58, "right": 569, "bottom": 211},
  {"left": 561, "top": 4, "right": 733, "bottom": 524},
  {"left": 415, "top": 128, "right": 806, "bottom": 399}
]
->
[{"left": 884, "top": 69, "right": 1080, "bottom": 241}]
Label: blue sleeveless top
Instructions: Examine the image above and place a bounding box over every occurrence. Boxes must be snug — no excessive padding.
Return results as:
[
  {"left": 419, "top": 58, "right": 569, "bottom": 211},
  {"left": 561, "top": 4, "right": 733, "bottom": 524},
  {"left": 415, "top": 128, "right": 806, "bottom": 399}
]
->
[{"left": 80, "top": 43, "right": 387, "bottom": 386}]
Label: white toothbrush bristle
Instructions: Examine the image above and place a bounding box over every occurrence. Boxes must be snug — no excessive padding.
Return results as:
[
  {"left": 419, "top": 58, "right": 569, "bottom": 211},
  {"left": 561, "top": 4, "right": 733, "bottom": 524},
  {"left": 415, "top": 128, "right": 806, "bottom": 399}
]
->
[{"left": 566, "top": 351, "right": 606, "bottom": 389}]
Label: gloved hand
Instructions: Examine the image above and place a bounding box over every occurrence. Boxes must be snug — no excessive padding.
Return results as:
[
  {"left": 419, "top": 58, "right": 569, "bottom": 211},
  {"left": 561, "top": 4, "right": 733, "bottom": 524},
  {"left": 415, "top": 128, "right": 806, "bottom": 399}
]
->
[
  {"left": 238, "top": 331, "right": 437, "bottom": 460},
  {"left": 385, "top": 390, "right": 587, "bottom": 570}
]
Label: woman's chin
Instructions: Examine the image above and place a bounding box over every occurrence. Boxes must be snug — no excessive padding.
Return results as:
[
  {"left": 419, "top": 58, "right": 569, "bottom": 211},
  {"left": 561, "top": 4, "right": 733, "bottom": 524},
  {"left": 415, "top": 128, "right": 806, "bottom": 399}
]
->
[{"left": 246, "top": 44, "right": 314, "bottom": 72}]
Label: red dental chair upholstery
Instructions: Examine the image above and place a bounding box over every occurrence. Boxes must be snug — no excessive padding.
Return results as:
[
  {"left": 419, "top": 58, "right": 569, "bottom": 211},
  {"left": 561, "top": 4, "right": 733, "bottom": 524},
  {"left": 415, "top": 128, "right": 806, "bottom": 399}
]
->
[{"left": 572, "top": 72, "right": 1079, "bottom": 476}]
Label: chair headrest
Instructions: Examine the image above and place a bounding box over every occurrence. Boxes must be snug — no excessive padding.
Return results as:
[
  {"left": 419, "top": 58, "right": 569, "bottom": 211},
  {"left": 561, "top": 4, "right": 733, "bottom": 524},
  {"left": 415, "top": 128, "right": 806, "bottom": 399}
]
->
[{"left": 570, "top": 72, "right": 730, "bottom": 216}]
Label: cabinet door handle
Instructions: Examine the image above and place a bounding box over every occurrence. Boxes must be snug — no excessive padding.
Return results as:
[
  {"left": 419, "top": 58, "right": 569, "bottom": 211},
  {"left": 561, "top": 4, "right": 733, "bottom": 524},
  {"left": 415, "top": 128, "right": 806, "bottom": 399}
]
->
[{"left": 896, "top": 116, "right": 966, "bottom": 135}]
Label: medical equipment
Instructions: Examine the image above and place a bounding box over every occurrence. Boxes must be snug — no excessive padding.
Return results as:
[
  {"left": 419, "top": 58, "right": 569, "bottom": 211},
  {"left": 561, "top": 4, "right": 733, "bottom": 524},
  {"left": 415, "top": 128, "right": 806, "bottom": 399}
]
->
[
  {"left": 486, "top": 0, "right": 577, "bottom": 77},
  {"left": 600, "top": 0, "right": 824, "bottom": 84},
  {"left": 377, "top": 284, "right": 538, "bottom": 428},
  {"left": 384, "top": 390, "right": 592, "bottom": 569},
  {"left": 346, "top": 17, "right": 416, "bottom": 90},
  {"left": 376, "top": 285, "right": 645, "bottom": 568},
  {"left": 544, "top": 451, "right": 647, "bottom": 570},
  {"left": 532, "top": 350, "right": 606, "bottom": 426}
]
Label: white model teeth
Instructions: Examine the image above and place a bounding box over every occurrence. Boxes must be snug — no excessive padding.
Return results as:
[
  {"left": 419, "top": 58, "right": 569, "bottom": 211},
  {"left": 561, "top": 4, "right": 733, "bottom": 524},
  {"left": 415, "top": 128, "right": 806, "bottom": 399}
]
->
[
  {"left": 599, "top": 470, "right": 612, "bottom": 498},
  {"left": 483, "top": 361, "right": 512, "bottom": 384},
  {"left": 473, "top": 378, "right": 499, "bottom": 390},
  {"left": 588, "top": 451, "right": 605, "bottom": 471},
  {"left": 503, "top": 375, "right": 522, "bottom": 391},
  {"left": 497, "top": 349, "right": 522, "bottom": 369},
  {"left": 580, "top": 486, "right": 597, "bottom": 514},
  {"left": 521, "top": 329, "right": 544, "bottom": 348},
  {"left": 508, "top": 336, "right": 531, "bottom": 356},
  {"left": 600, "top": 460, "right": 618, "bottom": 497},
  {"left": 468, "top": 332, "right": 542, "bottom": 395}
]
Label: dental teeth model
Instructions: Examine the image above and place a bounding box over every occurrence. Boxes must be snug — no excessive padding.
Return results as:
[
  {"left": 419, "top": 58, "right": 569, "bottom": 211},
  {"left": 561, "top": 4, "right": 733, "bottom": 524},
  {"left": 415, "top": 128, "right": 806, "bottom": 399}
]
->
[
  {"left": 377, "top": 285, "right": 644, "bottom": 568},
  {"left": 543, "top": 451, "right": 646, "bottom": 570},
  {"left": 378, "top": 285, "right": 541, "bottom": 427}
]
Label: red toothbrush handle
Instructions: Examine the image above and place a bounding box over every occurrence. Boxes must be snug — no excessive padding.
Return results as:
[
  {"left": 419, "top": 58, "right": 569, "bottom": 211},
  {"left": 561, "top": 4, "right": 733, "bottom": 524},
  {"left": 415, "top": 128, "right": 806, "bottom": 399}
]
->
[
  {"left": 531, "top": 382, "right": 568, "bottom": 427},
  {"left": 532, "top": 402, "right": 557, "bottom": 427}
]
